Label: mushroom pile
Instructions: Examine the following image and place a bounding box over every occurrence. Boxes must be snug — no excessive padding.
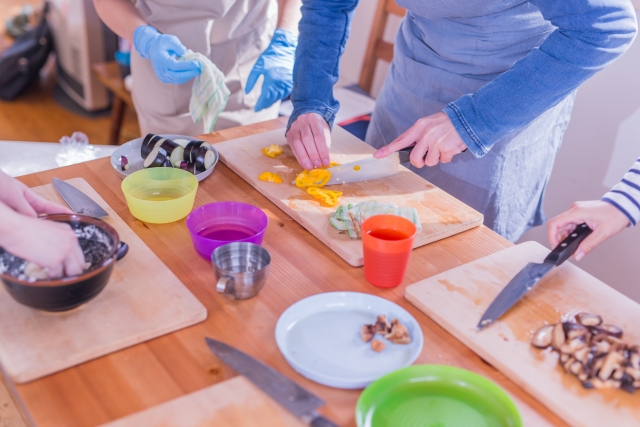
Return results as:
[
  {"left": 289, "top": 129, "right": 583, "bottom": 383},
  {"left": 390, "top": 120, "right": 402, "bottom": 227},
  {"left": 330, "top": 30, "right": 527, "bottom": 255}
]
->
[
  {"left": 361, "top": 315, "right": 411, "bottom": 352},
  {"left": 531, "top": 313, "right": 639, "bottom": 392}
]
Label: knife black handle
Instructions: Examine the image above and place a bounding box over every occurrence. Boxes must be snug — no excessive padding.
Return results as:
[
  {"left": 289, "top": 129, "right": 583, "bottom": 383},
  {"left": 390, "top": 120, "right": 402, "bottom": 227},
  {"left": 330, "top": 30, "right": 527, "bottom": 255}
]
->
[
  {"left": 544, "top": 223, "right": 592, "bottom": 266},
  {"left": 310, "top": 414, "right": 340, "bottom": 427},
  {"left": 398, "top": 147, "right": 415, "bottom": 163}
]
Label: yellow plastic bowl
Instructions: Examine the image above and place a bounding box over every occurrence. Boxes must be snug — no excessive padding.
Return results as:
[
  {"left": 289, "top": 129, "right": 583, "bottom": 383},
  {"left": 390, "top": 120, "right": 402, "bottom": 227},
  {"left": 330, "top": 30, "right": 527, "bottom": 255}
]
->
[{"left": 121, "top": 168, "right": 198, "bottom": 224}]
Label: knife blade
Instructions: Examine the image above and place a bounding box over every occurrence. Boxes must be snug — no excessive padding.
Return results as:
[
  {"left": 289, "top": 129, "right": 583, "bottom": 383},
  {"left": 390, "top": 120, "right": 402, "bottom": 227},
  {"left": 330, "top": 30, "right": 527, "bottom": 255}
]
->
[
  {"left": 205, "top": 338, "right": 339, "bottom": 427},
  {"left": 477, "top": 223, "right": 593, "bottom": 331},
  {"left": 324, "top": 152, "right": 401, "bottom": 186},
  {"left": 52, "top": 178, "right": 108, "bottom": 218},
  {"left": 52, "top": 178, "right": 129, "bottom": 260}
]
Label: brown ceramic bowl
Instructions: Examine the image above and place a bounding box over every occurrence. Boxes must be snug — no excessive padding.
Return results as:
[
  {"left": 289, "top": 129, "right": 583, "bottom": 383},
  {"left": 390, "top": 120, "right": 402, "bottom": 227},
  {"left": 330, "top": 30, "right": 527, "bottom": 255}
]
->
[{"left": 0, "top": 214, "right": 127, "bottom": 312}]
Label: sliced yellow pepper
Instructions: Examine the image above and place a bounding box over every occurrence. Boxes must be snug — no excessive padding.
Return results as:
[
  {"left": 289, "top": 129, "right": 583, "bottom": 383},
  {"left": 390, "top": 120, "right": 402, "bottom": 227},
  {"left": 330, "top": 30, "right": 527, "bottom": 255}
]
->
[
  {"left": 328, "top": 162, "right": 340, "bottom": 168},
  {"left": 258, "top": 171, "right": 283, "bottom": 184},
  {"left": 261, "top": 144, "right": 283, "bottom": 158},
  {"left": 307, "top": 187, "right": 343, "bottom": 207},
  {"left": 295, "top": 168, "right": 331, "bottom": 188}
]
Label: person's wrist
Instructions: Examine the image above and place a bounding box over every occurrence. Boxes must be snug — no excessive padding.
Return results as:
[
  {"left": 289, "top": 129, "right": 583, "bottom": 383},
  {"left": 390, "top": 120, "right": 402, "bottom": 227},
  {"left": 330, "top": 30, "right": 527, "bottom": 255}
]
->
[
  {"left": 273, "top": 28, "right": 298, "bottom": 48},
  {"left": 0, "top": 205, "right": 23, "bottom": 248},
  {"left": 133, "top": 25, "right": 158, "bottom": 60}
]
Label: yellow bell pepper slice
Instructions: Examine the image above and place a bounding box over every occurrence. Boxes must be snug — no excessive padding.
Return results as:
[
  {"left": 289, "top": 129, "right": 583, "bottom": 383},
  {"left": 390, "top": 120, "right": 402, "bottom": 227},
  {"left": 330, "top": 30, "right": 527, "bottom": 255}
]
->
[
  {"left": 307, "top": 187, "right": 343, "bottom": 207},
  {"left": 258, "top": 171, "right": 283, "bottom": 184},
  {"left": 261, "top": 144, "right": 283, "bottom": 158},
  {"left": 295, "top": 168, "right": 331, "bottom": 188},
  {"left": 328, "top": 162, "right": 340, "bottom": 168}
]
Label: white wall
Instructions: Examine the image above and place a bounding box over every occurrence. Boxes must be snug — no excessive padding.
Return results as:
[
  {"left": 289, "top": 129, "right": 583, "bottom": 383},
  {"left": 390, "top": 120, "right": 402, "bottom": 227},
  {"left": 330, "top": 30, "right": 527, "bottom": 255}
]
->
[{"left": 340, "top": 3, "right": 640, "bottom": 302}]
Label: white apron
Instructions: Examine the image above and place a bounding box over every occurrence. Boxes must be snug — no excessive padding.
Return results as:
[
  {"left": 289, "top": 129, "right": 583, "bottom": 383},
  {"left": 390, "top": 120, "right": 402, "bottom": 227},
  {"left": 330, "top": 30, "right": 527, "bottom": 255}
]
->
[{"left": 131, "top": 0, "right": 279, "bottom": 136}]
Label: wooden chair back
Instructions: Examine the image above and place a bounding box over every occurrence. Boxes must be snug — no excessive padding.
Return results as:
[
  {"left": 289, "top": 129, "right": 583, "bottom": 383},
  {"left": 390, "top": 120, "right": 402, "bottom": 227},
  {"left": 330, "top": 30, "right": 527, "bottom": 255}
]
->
[{"left": 358, "top": 0, "right": 406, "bottom": 94}]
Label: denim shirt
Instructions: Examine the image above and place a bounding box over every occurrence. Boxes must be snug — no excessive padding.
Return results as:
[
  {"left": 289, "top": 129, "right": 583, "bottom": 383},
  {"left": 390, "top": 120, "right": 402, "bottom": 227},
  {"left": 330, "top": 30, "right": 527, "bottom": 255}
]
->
[{"left": 288, "top": 0, "right": 637, "bottom": 158}]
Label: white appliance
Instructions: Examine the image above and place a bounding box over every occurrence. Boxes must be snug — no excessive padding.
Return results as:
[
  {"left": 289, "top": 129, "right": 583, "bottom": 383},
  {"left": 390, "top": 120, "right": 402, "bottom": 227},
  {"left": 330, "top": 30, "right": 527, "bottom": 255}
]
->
[{"left": 47, "top": 0, "right": 117, "bottom": 111}]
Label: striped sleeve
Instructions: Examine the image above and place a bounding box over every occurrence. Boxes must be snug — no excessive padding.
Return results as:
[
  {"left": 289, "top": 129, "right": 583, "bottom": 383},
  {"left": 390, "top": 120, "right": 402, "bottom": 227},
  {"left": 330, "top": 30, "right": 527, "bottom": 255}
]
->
[{"left": 602, "top": 158, "right": 640, "bottom": 226}]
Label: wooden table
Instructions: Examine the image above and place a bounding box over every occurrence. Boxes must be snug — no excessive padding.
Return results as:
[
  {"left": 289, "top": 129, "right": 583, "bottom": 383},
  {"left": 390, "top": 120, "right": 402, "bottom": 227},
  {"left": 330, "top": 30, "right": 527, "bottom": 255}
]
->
[
  {"left": 8, "top": 118, "right": 568, "bottom": 427},
  {"left": 91, "top": 62, "right": 135, "bottom": 146}
]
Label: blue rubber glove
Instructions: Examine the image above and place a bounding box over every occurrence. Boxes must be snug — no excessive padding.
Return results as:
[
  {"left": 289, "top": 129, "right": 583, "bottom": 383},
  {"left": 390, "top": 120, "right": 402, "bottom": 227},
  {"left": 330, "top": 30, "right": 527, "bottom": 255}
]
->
[
  {"left": 245, "top": 28, "right": 298, "bottom": 112},
  {"left": 133, "top": 25, "right": 201, "bottom": 85}
]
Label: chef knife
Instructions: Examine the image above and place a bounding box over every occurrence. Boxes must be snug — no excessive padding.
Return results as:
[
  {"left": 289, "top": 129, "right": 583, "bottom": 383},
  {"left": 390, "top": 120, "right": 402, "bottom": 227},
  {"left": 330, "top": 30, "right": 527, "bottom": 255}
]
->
[
  {"left": 477, "top": 223, "right": 593, "bottom": 331},
  {"left": 323, "top": 146, "right": 422, "bottom": 186},
  {"left": 52, "top": 178, "right": 128, "bottom": 259},
  {"left": 205, "top": 337, "right": 339, "bottom": 427}
]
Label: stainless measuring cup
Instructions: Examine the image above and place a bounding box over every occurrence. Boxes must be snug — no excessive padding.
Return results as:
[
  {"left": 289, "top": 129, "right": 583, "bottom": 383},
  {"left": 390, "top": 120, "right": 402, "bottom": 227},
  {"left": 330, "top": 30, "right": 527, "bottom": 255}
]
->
[{"left": 211, "top": 242, "right": 271, "bottom": 300}]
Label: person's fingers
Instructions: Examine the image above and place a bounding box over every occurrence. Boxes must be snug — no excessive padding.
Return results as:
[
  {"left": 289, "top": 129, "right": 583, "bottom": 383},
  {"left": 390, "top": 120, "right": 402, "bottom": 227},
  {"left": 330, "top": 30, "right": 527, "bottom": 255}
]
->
[
  {"left": 9, "top": 192, "right": 38, "bottom": 217},
  {"left": 575, "top": 231, "right": 607, "bottom": 261},
  {"left": 64, "top": 248, "right": 85, "bottom": 277},
  {"left": 374, "top": 124, "right": 423, "bottom": 159},
  {"left": 168, "top": 58, "right": 201, "bottom": 72},
  {"left": 164, "top": 36, "right": 188, "bottom": 57},
  {"left": 288, "top": 129, "right": 312, "bottom": 171},
  {"left": 310, "top": 118, "right": 331, "bottom": 167},
  {"left": 25, "top": 191, "right": 72, "bottom": 215},
  {"left": 245, "top": 65, "right": 262, "bottom": 94},
  {"left": 255, "top": 86, "right": 277, "bottom": 112},
  {"left": 299, "top": 123, "right": 323, "bottom": 169},
  {"left": 424, "top": 143, "right": 441, "bottom": 167}
]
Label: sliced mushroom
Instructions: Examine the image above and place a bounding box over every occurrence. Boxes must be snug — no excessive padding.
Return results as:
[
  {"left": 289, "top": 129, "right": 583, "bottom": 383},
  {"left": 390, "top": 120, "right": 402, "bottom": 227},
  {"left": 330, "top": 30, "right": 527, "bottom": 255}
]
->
[
  {"left": 560, "top": 353, "right": 570, "bottom": 364},
  {"left": 598, "top": 350, "right": 625, "bottom": 381},
  {"left": 633, "top": 380, "right": 640, "bottom": 389},
  {"left": 590, "top": 324, "right": 623, "bottom": 339},
  {"left": 576, "top": 313, "right": 603, "bottom": 327},
  {"left": 560, "top": 337, "right": 587, "bottom": 354},
  {"left": 625, "top": 367, "right": 640, "bottom": 381},
  {"left": 574, "top": 347, "right": 591, "bottom": 364},
  {"left": 375, "top": 315, "right": 391, "bottom": 335},
  {"left": 629, "top": 347, "right": 640, "bottom": 370},
  {"left": 531, "top": 324, "right": 554, "bottom": 349},
  {"left": 384, "top": 320, "right": 411, "bottom": 344},
  {"left": 371, "top": 339, "right": 385, "bottom": 352},
  {"left": 551, "top": 322, "right": 566, "bottom": 350},
  {"left": 564, "top": 322, "right": 589, "bottom": 340},
  {"left": 613, "top": 366, "right": 625, "bottom": 380},
  {"left": 361, "top": 324, "right": 376, "bottom": 343},
  {"left": 563, "top": 356, "right": 576, "bottom": 373},
  {"left": 620, "top": 373, "right": 635, "bottom": 394},
  {"left": 569, "top": 361, "right": 583, "bottom": 376},
  {"left": 592, "top": 335, "right": 612, "bottom": 355},
  {"left": 603, "top": 379, "right": 622, "bottom": 389}
]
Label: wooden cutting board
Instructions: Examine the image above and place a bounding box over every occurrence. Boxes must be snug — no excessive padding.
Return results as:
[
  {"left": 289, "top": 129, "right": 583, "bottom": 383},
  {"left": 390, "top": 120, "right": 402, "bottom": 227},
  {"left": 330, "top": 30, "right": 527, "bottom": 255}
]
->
[
  {"left": 0, "top": 179, "right": 207, "bottom": 383},
  {"left": 98, "top": 376, "right": 305, "bottom": 427},
  {"left": 405, "top": 241, "right": 640, "bottom": 427},
  {"left": 210, "top": 127, "right": 483, "bottom": 266}
]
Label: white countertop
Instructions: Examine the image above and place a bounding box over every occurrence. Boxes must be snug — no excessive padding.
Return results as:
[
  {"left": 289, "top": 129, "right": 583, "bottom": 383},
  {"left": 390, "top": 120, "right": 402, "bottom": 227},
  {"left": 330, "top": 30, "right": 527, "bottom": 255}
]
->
[{"left": 0, "top": 141, "right": 118, "bottom": 177}]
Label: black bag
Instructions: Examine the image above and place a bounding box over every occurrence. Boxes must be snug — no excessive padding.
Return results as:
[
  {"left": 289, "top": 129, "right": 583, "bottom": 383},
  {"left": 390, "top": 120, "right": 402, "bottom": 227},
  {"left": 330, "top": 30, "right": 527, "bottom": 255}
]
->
[{"left": 0, "top": 3, "right": 53, "bottom": 101}]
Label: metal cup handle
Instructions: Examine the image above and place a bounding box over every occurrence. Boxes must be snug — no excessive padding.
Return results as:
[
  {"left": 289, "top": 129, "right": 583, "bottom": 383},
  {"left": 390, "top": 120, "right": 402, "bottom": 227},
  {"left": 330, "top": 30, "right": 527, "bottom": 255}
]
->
[{"left": 216, "top": 276, "right": 236, "bottom": 300}]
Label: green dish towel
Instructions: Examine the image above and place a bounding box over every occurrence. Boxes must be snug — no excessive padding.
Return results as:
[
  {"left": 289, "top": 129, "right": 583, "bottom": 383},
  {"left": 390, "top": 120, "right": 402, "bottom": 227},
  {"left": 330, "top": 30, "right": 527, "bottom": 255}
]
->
[
  {"left": 330, "top": 201, "right": 422, "bottom": 239},
  {"left": 181, "top": 51, "right": 230, "bottom": 133}
]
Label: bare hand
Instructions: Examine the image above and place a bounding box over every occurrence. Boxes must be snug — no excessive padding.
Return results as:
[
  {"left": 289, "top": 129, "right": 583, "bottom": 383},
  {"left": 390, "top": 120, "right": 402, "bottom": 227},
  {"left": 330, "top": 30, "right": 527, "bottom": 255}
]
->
[
  {"left": 286, "top": 113, "right": 332, "bottom": 170},
  {"left": 373, "top": 112, "right": 467, "bottom": 168},
  {"left": 2, "top": 213, "right": 85, "bottom": 278},
  {"left": 0, "top": 171, "right": 72, "bottom": 217},
  {"left": 547, "top": 200, "right": 630, "bottom": 261}
]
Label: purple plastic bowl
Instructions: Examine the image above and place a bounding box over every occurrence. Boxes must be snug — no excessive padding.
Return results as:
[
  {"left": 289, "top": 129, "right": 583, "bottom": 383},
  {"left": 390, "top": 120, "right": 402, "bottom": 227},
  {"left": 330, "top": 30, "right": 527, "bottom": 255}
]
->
[{"left": 186, "top": 202, "right": 268, "bottom": 260}]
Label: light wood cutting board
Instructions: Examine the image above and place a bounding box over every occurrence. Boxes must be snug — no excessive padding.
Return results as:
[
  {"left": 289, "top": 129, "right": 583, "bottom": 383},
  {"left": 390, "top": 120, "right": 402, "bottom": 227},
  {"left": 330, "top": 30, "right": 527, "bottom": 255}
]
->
[
  {"left": 0, "top": 179, "right": 207, "bottom": 384},
  {"left": 405, "top": 241, "right": 640, "bottom": 427},
  {"left": 98, "top": 376, "right": 305, "bottom": 427},
  {"left": 211, "top": 127, "right": 483, "bottom": 266}
]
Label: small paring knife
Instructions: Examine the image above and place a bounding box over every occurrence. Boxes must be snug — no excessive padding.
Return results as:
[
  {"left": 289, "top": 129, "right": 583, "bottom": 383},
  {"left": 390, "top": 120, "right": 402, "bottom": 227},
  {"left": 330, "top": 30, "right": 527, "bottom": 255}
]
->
[
  {"left": 205, "top": 338, "right": 339, "bottom": 427},
  {"left": 52, "top": 178, "right": 129, "bottom": 260},
  {"left": 477, "top": 223, "right": 593, "bottom": 331}
]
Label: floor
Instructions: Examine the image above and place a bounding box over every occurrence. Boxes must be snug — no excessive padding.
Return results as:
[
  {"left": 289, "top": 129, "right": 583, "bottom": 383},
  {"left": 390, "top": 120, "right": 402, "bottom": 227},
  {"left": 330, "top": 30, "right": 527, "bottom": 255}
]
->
[{"left": 0, "top": 0, "right": 140, "bottom": 145}]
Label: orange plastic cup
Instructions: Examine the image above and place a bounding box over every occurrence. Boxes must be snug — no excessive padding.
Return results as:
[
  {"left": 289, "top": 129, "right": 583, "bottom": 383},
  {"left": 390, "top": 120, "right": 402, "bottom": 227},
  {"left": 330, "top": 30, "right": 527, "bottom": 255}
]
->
[{"left": 362, "top": 215, "right": 417, "bottom": 288}]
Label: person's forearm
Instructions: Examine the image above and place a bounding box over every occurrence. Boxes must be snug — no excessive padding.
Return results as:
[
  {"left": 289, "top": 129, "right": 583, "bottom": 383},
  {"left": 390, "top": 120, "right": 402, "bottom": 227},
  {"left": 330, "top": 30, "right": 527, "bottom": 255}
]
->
[
  {"left": 444, "top": 0, "right": 637, "bottom": 158},
  {"left": 278, "top": 0, "right": 302, "bottom": 34},
  {"left": 287, "top": 0, "right": 359, "bottom": 131},
  {"left": 93, "top": 0, "right": 147, "bottom": 42},
  {"left": 0, "top": 203, "right": 22, "bottom": 249}
]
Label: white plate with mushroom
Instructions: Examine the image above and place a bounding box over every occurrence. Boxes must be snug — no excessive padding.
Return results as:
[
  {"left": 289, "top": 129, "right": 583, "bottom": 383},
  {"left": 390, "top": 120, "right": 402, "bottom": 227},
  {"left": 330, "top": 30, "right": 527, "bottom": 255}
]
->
[
  {"left": 110, "top": 134, "right": 218, "bottom": 182},
  {"left": 275, "top": 292, "right": 424, "bottom": 389}
]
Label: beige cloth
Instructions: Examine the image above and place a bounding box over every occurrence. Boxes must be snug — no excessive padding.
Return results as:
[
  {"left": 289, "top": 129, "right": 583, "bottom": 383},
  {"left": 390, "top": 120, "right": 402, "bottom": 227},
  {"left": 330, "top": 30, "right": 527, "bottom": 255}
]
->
[{"left": 131, "top": 0, "right": 279, "bottom": 136}]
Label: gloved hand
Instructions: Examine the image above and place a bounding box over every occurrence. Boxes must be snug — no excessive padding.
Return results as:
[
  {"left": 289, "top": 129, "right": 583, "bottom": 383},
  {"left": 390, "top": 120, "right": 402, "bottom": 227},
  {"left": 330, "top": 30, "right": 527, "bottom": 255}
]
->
[
  {"left": 245, "top": 28, "right": 298, "bottom": 112},
  {"left": 133, "top": 25, "right": 201, "bottom": 85}
]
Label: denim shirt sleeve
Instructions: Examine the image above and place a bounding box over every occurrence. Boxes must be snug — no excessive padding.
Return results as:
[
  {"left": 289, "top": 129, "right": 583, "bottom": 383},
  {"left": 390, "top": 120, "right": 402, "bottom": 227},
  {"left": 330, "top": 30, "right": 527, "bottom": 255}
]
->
[
  {"left": 445, "top": 0, "right": 638, "bottom": 158},
  {"left": 286, "top": 0, "right": 359, "bottom": 133}
]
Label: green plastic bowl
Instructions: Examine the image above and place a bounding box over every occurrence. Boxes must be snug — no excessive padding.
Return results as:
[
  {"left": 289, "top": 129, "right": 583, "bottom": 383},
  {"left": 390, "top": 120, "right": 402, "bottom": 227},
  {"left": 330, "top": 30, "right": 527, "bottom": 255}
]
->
[{"left": 356, "top": 365, "right": 522, "bottom": 427}]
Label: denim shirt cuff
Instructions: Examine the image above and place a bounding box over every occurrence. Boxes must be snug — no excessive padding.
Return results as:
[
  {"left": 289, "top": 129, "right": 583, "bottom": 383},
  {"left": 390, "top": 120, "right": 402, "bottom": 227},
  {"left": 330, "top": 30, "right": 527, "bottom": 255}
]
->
[
  {"left": 443, "top": 103, "right": 488, "bottom": 159},
  {"left": 286, "top": 101, "right": 337, "bottom": 134}
]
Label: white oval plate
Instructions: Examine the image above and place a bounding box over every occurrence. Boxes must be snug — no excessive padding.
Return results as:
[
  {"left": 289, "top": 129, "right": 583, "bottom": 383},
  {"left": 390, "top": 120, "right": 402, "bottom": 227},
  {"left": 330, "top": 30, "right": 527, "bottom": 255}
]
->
[
  {"left": 275, "top": 292, "right": 424, "bottom": 389},
  {"left": 110, "top": 134, "right": 218, "bottom": 182}
]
